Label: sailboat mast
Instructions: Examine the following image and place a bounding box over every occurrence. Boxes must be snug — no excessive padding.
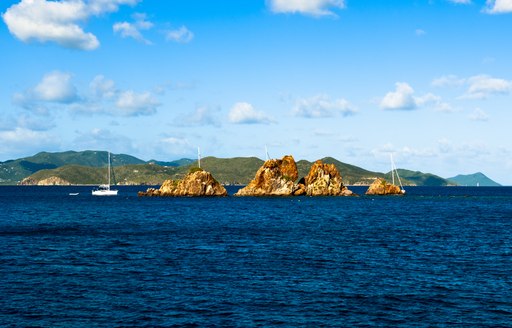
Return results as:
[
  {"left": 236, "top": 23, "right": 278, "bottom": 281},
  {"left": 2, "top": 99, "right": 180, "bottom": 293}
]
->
[
  {"left": 108, "top": 152, "right": 111, "bottom": 187},
  {"left": 390, "top": 154, "right": 395, "bottom": 185},
  {"left": 197, "top": 147, "right": 201, "bottom": 168}
]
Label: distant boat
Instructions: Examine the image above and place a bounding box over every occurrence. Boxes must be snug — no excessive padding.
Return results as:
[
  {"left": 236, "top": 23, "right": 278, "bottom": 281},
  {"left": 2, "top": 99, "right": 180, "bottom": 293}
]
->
[
  {"left": 390, "top": 154, "right": 406, "bottom": 194},
  {"left": 92, "top": 152, "right": 118, "bottom": 196},
  {"left": 69, "top": 192, "right": 79, "bottom": 196}
]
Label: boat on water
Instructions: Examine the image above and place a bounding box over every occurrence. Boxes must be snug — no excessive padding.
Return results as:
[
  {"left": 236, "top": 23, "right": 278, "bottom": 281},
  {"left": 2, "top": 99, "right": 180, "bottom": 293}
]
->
[
  {"left": 92, "top": 152, "right": 118, "bottom": 196},
  {"left": 390, "top": 154, "right": 406, "bottom": 194}
]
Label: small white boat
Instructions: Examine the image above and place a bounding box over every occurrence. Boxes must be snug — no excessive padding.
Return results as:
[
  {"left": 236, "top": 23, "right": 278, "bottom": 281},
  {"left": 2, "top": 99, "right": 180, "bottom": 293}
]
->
[
  {"left": 69, "top": 192, "right": 79, "bottom": 196},
  {"left": 92, "top": 152, "right": 118, "bottom": 196}
]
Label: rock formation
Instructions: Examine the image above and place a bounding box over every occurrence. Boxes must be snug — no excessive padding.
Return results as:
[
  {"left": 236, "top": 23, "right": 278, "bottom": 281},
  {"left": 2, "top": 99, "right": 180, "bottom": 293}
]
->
[
  {"left": 365, "top": 178, "right": 404, "bottom": 195},
  {"left": 234, "top": 155, "right": 302, "bottom": 196},
  {"left": 19, "top": 176, "right": 71, "bottom": 186},
  {"left": 304, "top": 160, "right": 354, "bottom": 196},
  {"left": 138, "top": 169, "right": 227, "bottom": 197}
]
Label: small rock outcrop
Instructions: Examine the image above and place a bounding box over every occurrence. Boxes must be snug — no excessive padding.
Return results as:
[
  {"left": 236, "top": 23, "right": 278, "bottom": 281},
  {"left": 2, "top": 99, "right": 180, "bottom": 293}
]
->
[
  {"left": 19, "top": 176, "right": 71, "bottom": 186},
  {"left": 304, "top": 160, "right": 354, "bottom": 196},
  {"left": 365, "top": 178, "right": 403, "bottom": 195},
  {"left": 138, "top": 169, "right": 227, "bottom": 197},
  {"left": 234, "top": 155, "right": 301, "bottom": 196}
]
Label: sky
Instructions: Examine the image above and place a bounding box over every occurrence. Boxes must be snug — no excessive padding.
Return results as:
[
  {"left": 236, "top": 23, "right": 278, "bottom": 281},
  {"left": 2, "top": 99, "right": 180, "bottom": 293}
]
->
[{"left": 1, "top": 0, "right": 512, "bottom": 185}]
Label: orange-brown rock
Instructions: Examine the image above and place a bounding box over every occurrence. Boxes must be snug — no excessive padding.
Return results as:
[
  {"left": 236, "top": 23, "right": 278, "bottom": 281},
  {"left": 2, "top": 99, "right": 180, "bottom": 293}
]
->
[
  {"left": 234, "top": 155, "right": 300, "bottom": 196},
  {"left": 138, "top": 169, "right": 227, "bottom": 197},
  {"left": 365, "top": 178, "right": 404, "bottom": 195},
  {"left": 304, "top": 160, "right": 354, "bottom": 196}
]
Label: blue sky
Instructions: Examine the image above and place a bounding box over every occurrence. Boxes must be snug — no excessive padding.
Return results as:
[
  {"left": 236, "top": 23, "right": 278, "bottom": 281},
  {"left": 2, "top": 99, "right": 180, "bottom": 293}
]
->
[{"left": 1, "top": 0, "right": 512, "bottom": 184}]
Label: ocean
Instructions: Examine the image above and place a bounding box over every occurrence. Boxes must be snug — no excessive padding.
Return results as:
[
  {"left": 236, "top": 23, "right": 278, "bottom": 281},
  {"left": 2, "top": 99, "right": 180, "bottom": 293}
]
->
[{"left": 1, "top": 186, "right": 511, "bottom": 327}]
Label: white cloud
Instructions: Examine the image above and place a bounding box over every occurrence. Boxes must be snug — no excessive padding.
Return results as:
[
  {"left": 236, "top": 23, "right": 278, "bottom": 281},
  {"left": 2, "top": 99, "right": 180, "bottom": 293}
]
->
[
  {"left": 380, "top": 82, "right": 453, "bottom": 111},
  {"left": 90, "top": 75, "right": 116, "bottom": 99},
  {"left": 464, "top": 75, "right": 512, "bottom": 99},
  {"left": 178, "top": 106, "right": 221, "bottom": 127},
  {"left": 432, "top": 75, "right": 466, "bottom": 88},
  {"left": 293, "top": 94, "right": 356, "bottom": 118},
  {"left": 13, "top": 71, "right": 78, "bottom": 111},
  {"left": 380, "top": 82, "right": 417, "bottom": 110},
  {"left": 2, "top": 0, "right": 139, "bottom": 50},
  {"left": 228, "top": 102, "right": 274, "bottom": 124},
  {"left": 433, "top": 74, "right": 512, "bottom": 99},
  {"left": 484, "top": 0, "right": 512, "bottom": 13},
  {"left": 165, "top": 26, "right": 194, "bottom": 43},
  {"left": 34, "top": 71, "right": 77, "bottom": 103},
  {"left": 469, "top": 108, "right": 489, "bottom": 121},
  {"left": 115, "top": 91, "right": 160, "bottom": 116},
  {"left": 113, "top": 12, "right": 153, "bottom": 44},
  {"left": 268, "top": 0, "right": 345, "bottom": 17},
  {"left": 13, "top": 72, "right": 161, "bottom": 117},
  {"left": 0, "top": 127, "right": 57, "bottom": 158}
]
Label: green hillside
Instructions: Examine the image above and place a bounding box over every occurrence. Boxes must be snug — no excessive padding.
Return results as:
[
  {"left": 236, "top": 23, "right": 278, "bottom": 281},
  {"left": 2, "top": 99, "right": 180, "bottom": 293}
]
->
[
  {"left": 393, "top": 169, "right": 452, "bottom": 186},
  {"left": 448, "top": 172, "right": 501, "bottom": 187},
  {"left": 22, "top": 163, "right": 184, "bottom": 185},
  {"left": 3, "top": 150, "right": 469, "bottom": 187},
  {"left": 0, "top": 150, "right": 146, "bottom": 185},
  {"left": 194, "top": 156, "right": 264, "bottom": 185}
]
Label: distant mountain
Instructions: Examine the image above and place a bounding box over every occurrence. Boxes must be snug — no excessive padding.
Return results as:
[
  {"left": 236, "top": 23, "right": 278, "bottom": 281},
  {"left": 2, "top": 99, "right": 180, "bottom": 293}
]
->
[
  {"left": 1, "top": 150, "right": 468, "bottom": 187},
  {"left": 0, "top": 150, "right": 145, "bottom": 185},
  {"left": 394, "top": 169, "right": 453, "bottom": 187},
  {"left": 148, "top": 158, "right": 195, "bottom": 167},
  {"left": 448, "top": 172, "right": 501, "bottom": 187}
]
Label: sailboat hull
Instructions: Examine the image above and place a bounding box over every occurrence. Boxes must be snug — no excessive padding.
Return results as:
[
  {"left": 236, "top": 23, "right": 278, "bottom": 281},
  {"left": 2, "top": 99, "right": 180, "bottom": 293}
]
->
[{"left": 92, "top": 189, "right": 118, "bottom": 196}]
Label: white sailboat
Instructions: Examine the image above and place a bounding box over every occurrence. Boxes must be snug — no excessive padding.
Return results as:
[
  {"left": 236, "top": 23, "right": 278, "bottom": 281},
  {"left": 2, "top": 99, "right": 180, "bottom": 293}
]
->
[
  {"left": 390, "top": 154, "right": 406, "bottom": 194},
  {"left": 92, "top": 152, "right": 118, "bottom": 196}
]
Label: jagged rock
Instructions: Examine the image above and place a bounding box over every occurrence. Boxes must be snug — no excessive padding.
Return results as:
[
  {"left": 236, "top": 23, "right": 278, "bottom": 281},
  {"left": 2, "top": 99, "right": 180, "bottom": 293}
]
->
[
  {"left": 138, "top": 169, "right": 227, "bottom": 197},
  {"left": 365, "top": 178, "right": 403, "bottom": 195},
  {"left": 234, "top": 155, "right": 300, "bottom": 196},
  {"left": 304, "top": 160, "right": 354, "bottom": 196}
]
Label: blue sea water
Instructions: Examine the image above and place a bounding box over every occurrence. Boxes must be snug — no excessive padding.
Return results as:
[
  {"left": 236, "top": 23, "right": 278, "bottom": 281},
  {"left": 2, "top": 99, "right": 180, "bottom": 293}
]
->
[{"left": 1, "top": 186, "right": 512, "bottom": 327}]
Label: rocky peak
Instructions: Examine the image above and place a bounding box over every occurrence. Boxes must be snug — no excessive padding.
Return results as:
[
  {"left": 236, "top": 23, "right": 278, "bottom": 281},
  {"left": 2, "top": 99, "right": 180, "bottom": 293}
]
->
[
  {"left": 234, "top": 155, "right": 300, "bottom": 196},
  {"left": 365, "top": 178, "right": 403, "bottom": 195},
  {"left": 139, "top": 169, "right": 227, "bottom": 197},
  {"left": 304, "top": 160, "right": 354, "bottom": 196}
]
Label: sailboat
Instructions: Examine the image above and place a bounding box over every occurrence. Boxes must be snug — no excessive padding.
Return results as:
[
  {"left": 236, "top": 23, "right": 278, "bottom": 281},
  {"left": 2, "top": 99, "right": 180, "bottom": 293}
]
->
[
  {"left": 92, "top": 152, "right": 118, "bottom": 196},
  {"left": 390, "top": 154, "right": 406, "bottom": 194}
]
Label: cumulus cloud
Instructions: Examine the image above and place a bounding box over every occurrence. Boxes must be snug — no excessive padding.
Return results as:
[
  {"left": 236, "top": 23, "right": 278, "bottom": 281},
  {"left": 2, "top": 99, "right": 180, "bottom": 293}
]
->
[
  {"left": 432, "top": 75, "right": 466, "bottom": 88},
  {"left": 177, "top": 106, "right": 221, "bottom": 127},
  {"left": 469, "top": 108, "right": 489, "bottom": 121},
  {"left": 464, "top": 75, "right": 512, "bottom": 99},
  {"left": 380, "top": 82, "right": 452, "bottom": 111},
  {"left": 13, "top": 71, "right": 161, "bottom": 117},
  {"left": 380, "top": 82, "right": 417, "bottom": 110},
  {"left": 2, "top": 0, "right": 139, "bottom": 50},
  {"left": 433, "top": 74, "right": 512, "bottom": 99},
  {"left": 13, "top": 71, "right": 78, "bottom": 111},
  {"left": 113, "top": 12, "right": 153, "bottom": 44},
  {"left": 115, "top": 91, "right": 160, "bottom": 116},
  {"left": 228, "top": 102, "right": 274, "bottom": 124},
  {"left": 293, "top": 94, "right": 356, "bottom": 118},
  {"left": 0, "top": 127, "right": 57, "bottom": 158},
  {"left": 34, "top": 71, "right": 78, "bottom": 103},
  {"left": 485, "top": 0, "right": 512, "bottom": 13},
  {"left": 90, "top": 75, "right": 116, "bottom": 99},
  {"left": 165, "top": 26, "right": 194, "bottom": 43},
  {"left": 268, "top": 0, "right": 345, "bottom": 17}
]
